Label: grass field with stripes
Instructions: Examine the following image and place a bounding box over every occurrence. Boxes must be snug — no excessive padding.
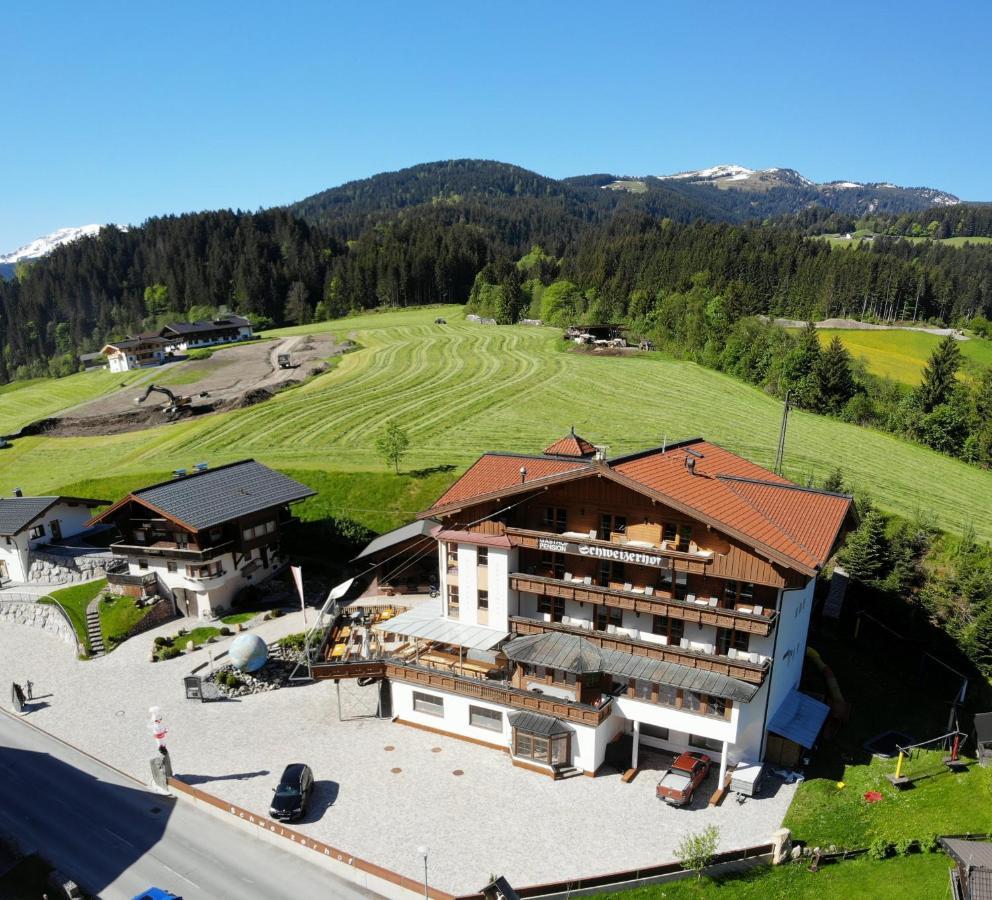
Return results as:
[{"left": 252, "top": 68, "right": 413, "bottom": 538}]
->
[{"left": 1, "top": 305, "right": 990, "bottom": 538}]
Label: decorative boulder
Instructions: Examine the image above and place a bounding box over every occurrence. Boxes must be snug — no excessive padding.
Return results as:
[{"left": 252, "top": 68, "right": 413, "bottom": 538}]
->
[{"left": 228, "top": 633, "right": 268, "bottom": 672}]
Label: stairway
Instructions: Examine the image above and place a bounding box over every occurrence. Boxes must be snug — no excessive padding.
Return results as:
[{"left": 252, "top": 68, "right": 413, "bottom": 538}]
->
[{"left": 85, "top": 597, "right": 105, "bottom": 657}]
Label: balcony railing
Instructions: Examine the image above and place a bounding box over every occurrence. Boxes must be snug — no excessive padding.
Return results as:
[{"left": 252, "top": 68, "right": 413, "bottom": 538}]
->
[
  {"left": 309, "top": 655, "right": 613, "bottom": 726},
  {"left": 509, "top": 572, "right": 776, "bottom": 637},
  {"left": 505, "top": 526, "right": 715, "bottom": 570},
  {"left": 110, "top": 540, "right": 234, "bottom": 562},
  {"left": 509, "top": 615, "right": 769, "bottom": 685}
]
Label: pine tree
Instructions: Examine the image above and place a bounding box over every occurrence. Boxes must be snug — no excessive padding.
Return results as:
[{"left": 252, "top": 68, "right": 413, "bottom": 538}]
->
[
  {"left": 816, "top": 336, "right": 856, "bottom": 413},
  {"left": 916, "top": 334, "right": 962, "bottom": 412},
  {"left": 838, "top": 510, "right": 888, "bottom": 583},
  {"left": 781, "top": 321, "right": 823, "bottom": 411}
]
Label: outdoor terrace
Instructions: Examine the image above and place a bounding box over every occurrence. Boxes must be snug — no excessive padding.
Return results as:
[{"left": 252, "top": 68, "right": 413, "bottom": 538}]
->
[{"left": 109, "top": 539, "right": 234, "bottom": 561}]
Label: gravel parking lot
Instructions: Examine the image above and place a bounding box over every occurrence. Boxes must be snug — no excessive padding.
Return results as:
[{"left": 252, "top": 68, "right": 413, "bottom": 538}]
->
[{"left": 0, "top": 613, "right": 796, "bottom": 895}]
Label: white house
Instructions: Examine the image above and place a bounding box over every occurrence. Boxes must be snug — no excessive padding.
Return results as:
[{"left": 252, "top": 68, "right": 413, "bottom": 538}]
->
[
  {"left": 101, "top": 336, "right": 168, "bottom": 373},
  {"left": 92, "top": 460, "right": 314, "bottom": 619},
  {"left": 159, "top": 315, "right": 253, "bottom": 353},
  {"left": 317, "top": 433, "right": 852, "bottom": 781},
  {"left": 0, "top": 493, "right": 110, "bottom": 583}
]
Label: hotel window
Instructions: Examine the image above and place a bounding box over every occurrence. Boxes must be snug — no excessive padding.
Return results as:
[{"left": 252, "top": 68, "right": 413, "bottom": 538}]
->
[
  {"left": 167, "top": 561, "right": 177, "bottom": 573},
  {"left": 175, "top": 533, "right": 189, "bottom": 549},
  {"left": 541, "top": 552, "right": 565, "bottom": 579},
  {"left": 661, "top": 569, "right": 688, "bottom": 600},
  {"left": 413, "top": 692, "right": 444, "bottom": 717},
  {"left": 706, "top": 696, "right": 729, "bottom": 719},
  {"left": 138, "top": 559, "right": 149, "bottom": 570},
  {"left": 446, "top": 543, "right": 458, "bottom": 570},
  {"left": 595, "top": 605, "right": 623, "bottom": 631},
  {"left": 634, "top": 679, "right": 653, "bottom": 700},
  {"left": 663, "top": 523, "right": 677, "bottom": 544},
  {"left": 478, "top": 591, "right": 489, "bottom": 610},
  {"left": 469, "top": 705, "right": 502, "bottom": 732},
  {"left": 683, "top": 691, "right": 703, "bottom": 712},
  {"left": 598, "top": 560, "right": 625, "bottom": 587},
  {"left": 652, "top": 615, "right": 684, "bottom": 644},
  {"left": 599, "top": 514, "right": 628, "bottom": 541},
  {"left": 723, "top": 581, "right": 756, "bottom": 606},
  {"left": 677, "top": 524, "right": 692, "bottom": 552},
  {"left": 265, "top": 521, "right": 276, "bottom": 533},
  {"left": 477, "top": 547, "right": 488, "bottom": 567},
  {"left": 543, "top": 507, "right": 567, "bottom": 534},
  {"left": 640, "top": 723, "right": 670, "bottom": 742},
  {"left": 715, "top": 627, "right": 750, "bottom": 656},
  {"left": 448, "top": 586, "right": 460, "bottom": 616},
  {"left": 690, "top": 733, "right": 723, "bottom": 753},
  {"left": 29, "top": 524, "right": 45, "bottom": 540},
  {"left": 657, "top": 684, "right": 679, "bottom": 707}
]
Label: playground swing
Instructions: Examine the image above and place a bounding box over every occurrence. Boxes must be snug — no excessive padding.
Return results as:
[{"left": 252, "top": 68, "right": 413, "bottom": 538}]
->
[{"left": 886, "top": 730, "right": 968, "bottom": 788}]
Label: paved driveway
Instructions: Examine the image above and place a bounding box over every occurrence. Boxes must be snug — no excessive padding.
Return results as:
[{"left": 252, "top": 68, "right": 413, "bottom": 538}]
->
[{"left": 0, "top": 615, "right": 796, "bottom": 895}]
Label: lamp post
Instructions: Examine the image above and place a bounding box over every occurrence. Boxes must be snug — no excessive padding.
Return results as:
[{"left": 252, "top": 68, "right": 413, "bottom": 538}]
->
[{"left": 416, "top": 845, "right": 429, "bottom": 900}]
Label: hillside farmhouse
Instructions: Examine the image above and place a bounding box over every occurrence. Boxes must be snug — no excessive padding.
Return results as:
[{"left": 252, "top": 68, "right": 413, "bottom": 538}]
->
[
  {"left": 0, "top": 493, "right": 110, "bottom": 583},
  {"left": 100, "top": 315, "right": 253, "bottom": 371},
  {"left": 91, "top": 460, "right": 314, "bottom": 618},
  {"left": 314, "top": 434, "right": 852, "bottom": 783}
]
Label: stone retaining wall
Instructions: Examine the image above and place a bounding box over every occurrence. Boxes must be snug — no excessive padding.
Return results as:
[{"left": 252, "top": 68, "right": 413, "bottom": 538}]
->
[
  {"left": 120, "top": 597, "right": 176, "bottom": 641},
  {"left": 0, "top": 601, "right": 76, "bottom": 647},
  {"left": 27, "top": 552, "right": 109, "bottom": 585}
]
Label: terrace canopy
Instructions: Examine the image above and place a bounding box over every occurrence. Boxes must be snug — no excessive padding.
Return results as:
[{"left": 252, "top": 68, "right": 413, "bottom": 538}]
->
[
  {"left": 374, "top": 599, "right": 508, "bottom": 652},
  {"left": 768, "top": 688, "right": 830, "bottom": 749}
]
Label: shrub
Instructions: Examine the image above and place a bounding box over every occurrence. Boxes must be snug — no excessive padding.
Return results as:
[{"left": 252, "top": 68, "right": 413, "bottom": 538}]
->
[
  {"left": 868, "top": 837, "right": 890, "bottom": 861},
  {"left": 278, "top": 632, "right": 307, "bottom": 650},
  {"left": 219, "top": 626, "right": 232, "bottom": 636},
  {"left": 271, "top": 608, "right": 284, "bottom": 618},
  {"left": 160, "top": 646, "right": 181, "bottom": 660},
  {"left": 894, "top": 837, "right": 914, "bottom": 856},
  {"left": 154, "top": 636, "right": 169, "bottom": 647},
  {"left": 676, "top": 825, "right": 720, "bottom": 879},
  {"left": 177, "top": 628, "right": 188, "bottom": 637},
  {"left": 919, "top": 833, "right": 939, "bottom": 854}
]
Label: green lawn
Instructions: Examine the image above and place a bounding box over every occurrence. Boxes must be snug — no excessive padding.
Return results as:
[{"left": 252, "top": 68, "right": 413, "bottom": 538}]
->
[
  {"left": 598, "top": 853, "right": 951, "bottom": 899},
  {"left": 99, "top": 594, "right": 154, "bottom": 649},
  {"left": 811, "top": 328, "right": 992, "bottom": 385},
  {"left": 39, "top": 578, "right": 107, "bottom": 656},
  {"left": 1, "top": 306, "right": 992, "bottom": 541},
  {"left": 0, "top": 368, "right": 148, "bottom": 435},
  {"left": 220, "top": 611, "right": 258, "bottom": 625},
  {"left": 823, "top": 233, "right": 992, "bottom": 249}
]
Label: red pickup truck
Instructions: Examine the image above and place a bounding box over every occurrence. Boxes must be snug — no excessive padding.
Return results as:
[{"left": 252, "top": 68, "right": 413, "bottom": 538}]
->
[{"left": 656, "top": 751, "right": 712, "bottom": 806}]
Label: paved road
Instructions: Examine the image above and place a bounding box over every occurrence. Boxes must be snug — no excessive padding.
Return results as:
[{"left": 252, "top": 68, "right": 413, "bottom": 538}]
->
[{"left": 0, "top": 710, "right": 379, "bottom": 899}]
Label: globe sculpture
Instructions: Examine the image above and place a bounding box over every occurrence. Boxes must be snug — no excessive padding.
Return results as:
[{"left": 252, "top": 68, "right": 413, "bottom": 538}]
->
[{"left": 228, "top": 633, "right": 268, "bottom": 672}]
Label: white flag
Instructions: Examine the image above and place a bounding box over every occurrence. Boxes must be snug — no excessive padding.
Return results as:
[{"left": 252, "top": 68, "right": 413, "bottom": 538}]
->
[{"left": 291, "top": 565, "right": 307, "bottom": 624}]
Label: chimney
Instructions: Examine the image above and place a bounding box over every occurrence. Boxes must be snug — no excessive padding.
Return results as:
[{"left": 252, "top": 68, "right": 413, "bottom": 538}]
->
[
  {"left": 172, "top": 468, "right": 187, "bottom": 479},
  {"left": 194, "top": 462, "right": 209, "bottom": 473},
  {"left": 13, "top": 488, "right": 22, "bottom": 497},
  {"left": 519, "top": 466, "right": 527, "bottom": 483},
  {"left": 686, "top": 457, "right": 696, "bottom": 476}
]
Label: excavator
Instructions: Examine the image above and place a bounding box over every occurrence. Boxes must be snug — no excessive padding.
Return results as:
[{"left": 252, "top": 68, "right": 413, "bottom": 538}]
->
[{"left": 134, "top": 384, "right": 207, "bottom": 420}]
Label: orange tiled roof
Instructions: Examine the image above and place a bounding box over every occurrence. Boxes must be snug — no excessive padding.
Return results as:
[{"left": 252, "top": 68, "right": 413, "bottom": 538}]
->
[
  {"left": 431, "top": 454, "right": 592, "bottom": 509},
  {"left": 543, "top": 430, "right": 598, "bottom": 458},
  {"left": 427, "top": 438, "right": 851, "bottom": 573}
]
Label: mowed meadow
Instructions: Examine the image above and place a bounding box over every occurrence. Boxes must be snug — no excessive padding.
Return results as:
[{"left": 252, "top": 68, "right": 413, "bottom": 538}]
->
[
  {"left": 813, "top": 327, "right": 992, "bottom": 385},
  {"left": 2, "top": 306, "right": 992, "bottom": 538}
]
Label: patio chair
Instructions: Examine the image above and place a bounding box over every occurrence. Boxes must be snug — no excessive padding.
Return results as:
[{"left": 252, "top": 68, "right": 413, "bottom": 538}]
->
[
  {"left": 583, "top": 575, "right": 592, "bottom": 585},
  {"left": 679, "top": 637, "right": 689, "bottom": 649},
  {"left": 686, "top": 593, "right": 696, "bottom": 603},
  {"left": 561, "top": 615, "right": 572, "bottom": 626},
  {"left": 589, "top": 529, "right": 598, "bottom": 539},
  {"left": 657, "top": 635, "right": 668, "bottom": 646},
  {"left": 623, "top": 582, "right": 633, "bottom": 592},
  {"left": 728, "top": 648, "right": 738, "bottom": 659},
  {"left": 752, "top": 605, "right": 764, "bottom": 616},
  {"left": 644, "top": 585, "right": 654, "bottom": 596},
  {"left": 708, "top": 597, "right": 718, "bottom": 608},
  {"left": 564, "top": 571, "right": 573, "bottom": 582}
]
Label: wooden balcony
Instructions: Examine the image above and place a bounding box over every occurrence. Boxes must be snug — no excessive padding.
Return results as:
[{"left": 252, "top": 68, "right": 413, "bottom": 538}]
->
[
  {"left": 310, "top": 655, "right": 614, "bottom": 726},
  {"left": 509, "top": 615, "right": 769, "bottom": 685},
  {"left": 385, "top": 662, "right": 614, "bottom": 726},
  {"left": 509, "top": 572, "right": 776, "bottom": 637},
  {"left": 505, "top": 526, "right": 714, "bottom": 574},
  {"left": 110, "top": 539, "right": 234, "bottom": 562}
]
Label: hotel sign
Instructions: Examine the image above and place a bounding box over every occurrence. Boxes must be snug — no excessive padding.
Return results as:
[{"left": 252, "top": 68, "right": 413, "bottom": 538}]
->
[{"left": 537, "top": 537, "right": 670, "bottom": 569}]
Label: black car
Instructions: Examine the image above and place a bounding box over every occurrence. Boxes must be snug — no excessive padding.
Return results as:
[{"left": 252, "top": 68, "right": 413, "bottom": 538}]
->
[{"left": 269, "top": 763, "right": 314, "bottom": 822}]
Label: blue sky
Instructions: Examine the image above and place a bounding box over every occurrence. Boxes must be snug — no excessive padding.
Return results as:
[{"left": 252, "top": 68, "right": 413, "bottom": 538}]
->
[{"left": 2, "top": 0, "right": 989, "bottom": 251}]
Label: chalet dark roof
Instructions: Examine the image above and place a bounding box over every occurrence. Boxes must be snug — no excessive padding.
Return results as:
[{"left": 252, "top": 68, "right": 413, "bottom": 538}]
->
[
  {"left": 944, "top": 838, "right": 992, "bottom": 871},
  {"left": 507, "top": 711, "right": 571, "bottom": 737},
  {"left": 115, "top": 460, "right": 314, "bottom": 531},
  {"left": 161, "top": 315, "right": 251, "bottom": 337},
  {"left": 102, "top": 336, "right": 167, "bottom": 350},
  {"left": 943, "top": 838, "right": 992, "bottom": 900},
  {"left": 0, "top": 496, "right": 108, "bottom": 536}
]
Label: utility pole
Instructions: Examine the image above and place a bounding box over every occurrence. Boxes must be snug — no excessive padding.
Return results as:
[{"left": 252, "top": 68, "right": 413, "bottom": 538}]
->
[{"left": 774, "top": 391, "right": 791, "bottom": 476}]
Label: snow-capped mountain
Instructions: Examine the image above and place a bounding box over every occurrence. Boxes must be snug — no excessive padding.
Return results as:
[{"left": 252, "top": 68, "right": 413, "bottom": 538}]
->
[{"left": 0, "top": 224, "right": 105, "bottom": 265}]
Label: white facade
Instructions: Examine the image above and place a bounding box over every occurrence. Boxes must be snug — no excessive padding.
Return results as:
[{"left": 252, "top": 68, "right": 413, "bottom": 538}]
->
[
  {"left": 124, "top": 543, "right": 286, "bottom": 619},
  {"left": 165, "top": 323, "right": 253, "bottom": 353},
  {"left": 104, "top": 344, "right": 166, "bottom": 373},
  {"left": 0, "top": 500, "right": 99, "bottom": 584},
  {"left": 424, "top": 537, "right": 801, "bottom": 776}
]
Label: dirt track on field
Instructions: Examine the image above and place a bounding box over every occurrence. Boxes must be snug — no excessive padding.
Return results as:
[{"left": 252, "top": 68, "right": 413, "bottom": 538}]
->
[{"left": 34, "top": 332, "right": 348, "bottom": 437}]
